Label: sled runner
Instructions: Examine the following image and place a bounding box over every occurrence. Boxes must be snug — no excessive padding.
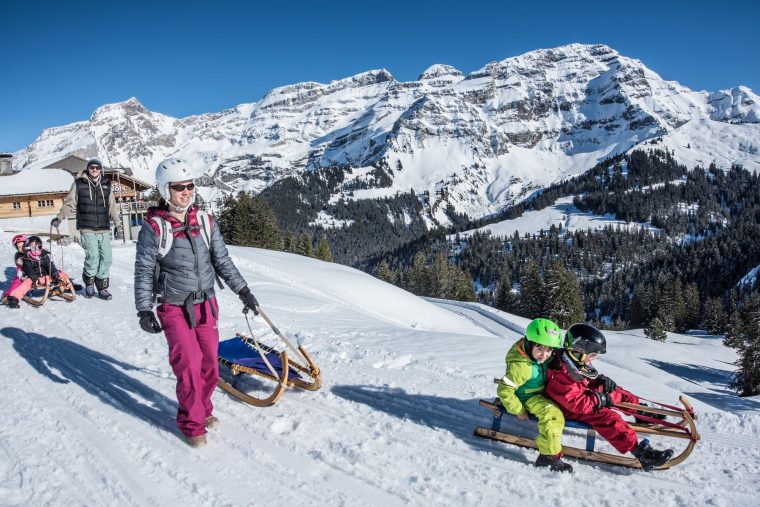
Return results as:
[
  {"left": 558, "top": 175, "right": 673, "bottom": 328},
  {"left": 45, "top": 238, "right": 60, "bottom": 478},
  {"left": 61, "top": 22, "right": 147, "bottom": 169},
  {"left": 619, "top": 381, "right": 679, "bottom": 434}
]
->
[
  {"left": 474, "top": 395, "right": 699, "bottom": 470},
  {"left": 21, "top": 279, "right": 77, "bottom": 306},
  {"left": 217, "top": 306, "right": 322, "bottom": 407}
]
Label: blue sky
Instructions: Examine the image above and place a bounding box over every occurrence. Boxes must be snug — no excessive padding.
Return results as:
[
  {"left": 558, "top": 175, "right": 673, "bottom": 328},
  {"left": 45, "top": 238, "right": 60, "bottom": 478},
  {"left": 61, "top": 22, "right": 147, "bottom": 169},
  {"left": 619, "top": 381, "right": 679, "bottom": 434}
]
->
[{"left": 2, "top": 0, "right": 759, "bottom": 152}]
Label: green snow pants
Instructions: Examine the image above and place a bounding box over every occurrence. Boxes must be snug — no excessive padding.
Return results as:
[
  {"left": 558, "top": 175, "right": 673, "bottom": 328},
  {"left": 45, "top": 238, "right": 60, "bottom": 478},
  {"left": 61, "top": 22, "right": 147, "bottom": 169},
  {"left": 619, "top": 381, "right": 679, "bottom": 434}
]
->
[
  {"left": 524, "top": 395, "right": 565, "bottom": 456},
  {"left": 80, "top": 231, "right": 113, "bottom": 280}
]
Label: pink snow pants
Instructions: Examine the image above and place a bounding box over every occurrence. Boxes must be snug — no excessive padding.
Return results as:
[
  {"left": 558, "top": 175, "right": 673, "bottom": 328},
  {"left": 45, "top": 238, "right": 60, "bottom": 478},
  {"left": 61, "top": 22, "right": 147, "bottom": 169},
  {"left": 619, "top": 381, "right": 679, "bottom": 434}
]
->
[
  {"left": 157, "top": 297, "right": 219, "bottom": 438},
  {"left": 566, "top": 388, "right": 640, "bottom": 453},
  {"left": 2, "top": 276, "right": 23, "bottom": 299},
  {"left": 6, "top": 272, "right": 71, "bottom": 301}
]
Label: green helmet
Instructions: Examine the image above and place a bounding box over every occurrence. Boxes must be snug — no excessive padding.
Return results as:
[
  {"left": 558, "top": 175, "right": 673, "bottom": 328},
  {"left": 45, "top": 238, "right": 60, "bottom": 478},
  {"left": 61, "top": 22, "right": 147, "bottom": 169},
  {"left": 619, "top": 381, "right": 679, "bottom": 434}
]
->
[{"left": 524, "top": 318, "right": 562, "bottom": 348}]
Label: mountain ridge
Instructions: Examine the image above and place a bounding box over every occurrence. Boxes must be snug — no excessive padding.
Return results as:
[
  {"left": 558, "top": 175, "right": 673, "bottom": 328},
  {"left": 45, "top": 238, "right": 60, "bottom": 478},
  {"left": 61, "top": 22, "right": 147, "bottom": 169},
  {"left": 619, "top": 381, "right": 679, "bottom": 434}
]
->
[{"left": 12, "top": 43, "right": 760, "bottom": 223}]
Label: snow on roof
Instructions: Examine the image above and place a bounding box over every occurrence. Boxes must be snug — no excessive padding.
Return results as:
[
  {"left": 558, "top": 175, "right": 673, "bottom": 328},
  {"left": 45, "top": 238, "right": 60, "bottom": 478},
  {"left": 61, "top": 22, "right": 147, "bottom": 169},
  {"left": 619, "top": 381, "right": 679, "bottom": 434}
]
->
[{"left": 0, "top": 169, "right": 73, "bottom": 196}]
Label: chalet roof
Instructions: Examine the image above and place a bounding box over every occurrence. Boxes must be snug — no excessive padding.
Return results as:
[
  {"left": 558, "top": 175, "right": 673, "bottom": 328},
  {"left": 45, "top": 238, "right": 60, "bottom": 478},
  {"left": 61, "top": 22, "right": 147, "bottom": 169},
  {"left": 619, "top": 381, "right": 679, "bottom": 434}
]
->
[
  {"left": 43, "top": 154, "right": 134, "bottom": 177},
  {"left": 0, "top": 169, "right": 73, "bottom": 196}
]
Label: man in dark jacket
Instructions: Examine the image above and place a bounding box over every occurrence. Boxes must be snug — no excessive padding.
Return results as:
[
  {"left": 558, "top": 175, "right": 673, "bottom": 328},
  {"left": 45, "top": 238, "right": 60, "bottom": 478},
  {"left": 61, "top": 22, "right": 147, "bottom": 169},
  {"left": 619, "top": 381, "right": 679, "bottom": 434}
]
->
[{"left": 52, "top": 157, "right": 121, "bottom": 299}]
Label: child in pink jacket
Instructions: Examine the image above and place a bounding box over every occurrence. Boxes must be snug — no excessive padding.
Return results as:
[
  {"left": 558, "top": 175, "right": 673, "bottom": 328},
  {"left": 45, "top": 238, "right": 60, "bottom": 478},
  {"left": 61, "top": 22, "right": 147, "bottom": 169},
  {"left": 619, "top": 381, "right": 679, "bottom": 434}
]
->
[{"left": 2, "top": 234, "right": 28, "bottom": 308}]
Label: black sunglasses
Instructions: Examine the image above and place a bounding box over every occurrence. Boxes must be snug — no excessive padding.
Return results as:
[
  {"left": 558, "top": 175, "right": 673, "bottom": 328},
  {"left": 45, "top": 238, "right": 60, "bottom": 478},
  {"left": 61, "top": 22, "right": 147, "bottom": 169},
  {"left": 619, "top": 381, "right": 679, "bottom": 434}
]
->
[{"left": 169, "top": 183, "right": 195, "bottom": 192}]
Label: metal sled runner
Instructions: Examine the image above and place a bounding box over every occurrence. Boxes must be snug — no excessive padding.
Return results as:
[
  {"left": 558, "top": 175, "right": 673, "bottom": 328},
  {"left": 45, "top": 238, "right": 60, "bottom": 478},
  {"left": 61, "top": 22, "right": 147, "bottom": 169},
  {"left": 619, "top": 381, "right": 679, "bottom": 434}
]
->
[
  {"left": 474, "top": 395, "right": 700, "bottom": 470},
  {"left": 217, "top": 306, "right": 322, "bottom": 407}
]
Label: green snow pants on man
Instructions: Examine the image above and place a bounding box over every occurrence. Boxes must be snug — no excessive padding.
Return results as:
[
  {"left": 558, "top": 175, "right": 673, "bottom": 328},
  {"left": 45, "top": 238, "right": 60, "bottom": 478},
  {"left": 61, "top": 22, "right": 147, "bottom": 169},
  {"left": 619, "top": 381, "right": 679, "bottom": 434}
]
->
[
  {"left": 524, "top": 395, "right": 565, "bottom": 455},
  {"left": 80, "top": 231, "right": 112, "bottom": 279}
]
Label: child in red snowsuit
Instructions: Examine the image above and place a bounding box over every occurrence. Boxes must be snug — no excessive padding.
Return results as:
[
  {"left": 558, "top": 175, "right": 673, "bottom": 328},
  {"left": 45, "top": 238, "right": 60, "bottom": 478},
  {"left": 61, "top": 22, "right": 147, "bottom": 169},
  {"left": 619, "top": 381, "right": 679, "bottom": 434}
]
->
[
  {"left": 2, "top": 235, "right": 28, "bottom": 308},
  {"left": 545, "top": 323, "right": 673, "bottom": 471}
]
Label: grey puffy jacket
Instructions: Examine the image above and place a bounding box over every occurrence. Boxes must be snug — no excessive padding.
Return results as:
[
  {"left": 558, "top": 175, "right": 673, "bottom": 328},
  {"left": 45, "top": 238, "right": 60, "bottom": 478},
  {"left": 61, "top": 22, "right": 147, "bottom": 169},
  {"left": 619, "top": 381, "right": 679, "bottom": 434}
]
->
[{"left": 134, "top": 207, "right": 247, "bottom": 312}]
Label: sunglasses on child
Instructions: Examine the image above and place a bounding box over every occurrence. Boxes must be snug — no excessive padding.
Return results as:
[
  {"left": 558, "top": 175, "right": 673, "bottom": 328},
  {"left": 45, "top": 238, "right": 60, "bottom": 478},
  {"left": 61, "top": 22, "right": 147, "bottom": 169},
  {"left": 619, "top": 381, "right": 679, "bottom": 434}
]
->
[{"left": 169, "top": 183, "right": 195, "bottom": 192}]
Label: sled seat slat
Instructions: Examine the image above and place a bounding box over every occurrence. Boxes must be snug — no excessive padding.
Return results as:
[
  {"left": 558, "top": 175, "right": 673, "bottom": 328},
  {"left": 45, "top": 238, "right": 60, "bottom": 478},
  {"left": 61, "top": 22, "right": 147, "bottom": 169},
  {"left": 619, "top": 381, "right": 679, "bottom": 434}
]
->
[
  {"left": 481, "top": 398, "right": 597, "bottom": 451},
  {"left": 218, "top": 337, "right": 303, "bottom": 380}
]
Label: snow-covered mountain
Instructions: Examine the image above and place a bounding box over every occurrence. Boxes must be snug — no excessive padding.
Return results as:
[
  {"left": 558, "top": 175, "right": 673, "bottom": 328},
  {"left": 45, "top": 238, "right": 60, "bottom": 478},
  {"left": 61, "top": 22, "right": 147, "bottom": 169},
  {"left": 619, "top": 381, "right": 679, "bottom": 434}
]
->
[
  {"left": 0, "top": 230, "right": 758, "bottom": 505},
  {"left": 12, "top": 43, "right": 760, "bottom": 221}
]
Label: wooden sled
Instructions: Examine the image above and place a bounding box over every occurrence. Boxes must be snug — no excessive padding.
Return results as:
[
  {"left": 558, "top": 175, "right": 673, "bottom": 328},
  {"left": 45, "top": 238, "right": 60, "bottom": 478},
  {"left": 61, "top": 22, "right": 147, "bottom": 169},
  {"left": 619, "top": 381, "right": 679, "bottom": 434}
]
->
[
  {"left": 474, "top": 395, "right": 699, "bottom": 470},
  {"left": 217, "top": 306, "right": 322, "bottom": 407},
  {"left": 21, "top": 280, "right": 77, "bottom": 306}
]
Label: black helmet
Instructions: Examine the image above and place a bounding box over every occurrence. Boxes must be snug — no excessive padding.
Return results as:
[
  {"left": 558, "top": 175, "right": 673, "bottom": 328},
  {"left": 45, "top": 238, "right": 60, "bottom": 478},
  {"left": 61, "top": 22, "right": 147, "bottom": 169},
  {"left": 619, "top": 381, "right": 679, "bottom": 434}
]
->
[{"left": 564, "top": 323, "right": 606, "bottom": 355}]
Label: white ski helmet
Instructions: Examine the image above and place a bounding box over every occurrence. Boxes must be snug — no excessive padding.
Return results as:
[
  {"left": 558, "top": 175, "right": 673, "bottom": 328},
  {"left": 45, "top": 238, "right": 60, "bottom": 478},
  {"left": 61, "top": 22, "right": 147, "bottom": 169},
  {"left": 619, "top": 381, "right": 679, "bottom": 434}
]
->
[{"left": 155, "top": 158, "right": 198, "bottom": 201}]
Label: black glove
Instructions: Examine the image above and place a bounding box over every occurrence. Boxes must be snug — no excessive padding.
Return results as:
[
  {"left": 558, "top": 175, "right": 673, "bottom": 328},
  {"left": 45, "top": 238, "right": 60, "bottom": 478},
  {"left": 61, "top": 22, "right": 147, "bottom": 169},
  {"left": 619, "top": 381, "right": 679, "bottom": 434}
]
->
[
  {"left": 597, "top": 374, "right": 617, "bottom": 393},
  {"left": 138, "top": 310, "right": 162, "bottom": 334},
  {"left": 238, "top": 286, "right": 259, "bottom": 315},
  {"left": 51, "top": 217, "right": 60, "bottom": 228},
  {"left": 595, "top": 392, "right": 614, "bottom": 410}
]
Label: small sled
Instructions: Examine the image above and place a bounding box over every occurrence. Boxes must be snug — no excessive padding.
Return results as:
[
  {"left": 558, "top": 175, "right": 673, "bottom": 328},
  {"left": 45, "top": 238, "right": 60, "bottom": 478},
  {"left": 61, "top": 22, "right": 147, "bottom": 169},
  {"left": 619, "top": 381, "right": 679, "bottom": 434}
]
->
[
  {"left": 21, "top": 279, "right": 77, "bottom": 306},
  {"left": 217, "top": 306, "right": 322, "bottom": 407},
  {"left": 474, "top": 395, "right": 700, "bottom": 470}
]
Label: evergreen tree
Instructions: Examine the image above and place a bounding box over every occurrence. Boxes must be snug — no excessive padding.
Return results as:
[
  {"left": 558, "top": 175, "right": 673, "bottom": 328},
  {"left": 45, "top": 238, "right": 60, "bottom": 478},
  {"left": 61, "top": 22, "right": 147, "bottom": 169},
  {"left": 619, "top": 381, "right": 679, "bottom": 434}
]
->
[
  {"left": 683, "top": 282, "right": 702, "bottom": 331},
  {"left": 408, "top": 252, "right": 429, "bottom": 296},
  {"left": 316, "top": 236, "right": 333, "bottom": 262},
  {"left": 701, "top": 297, "right": 725, "bottom": 334},
  {"left": 726, "top": 294, "right": 760, "bottom": 396},
  {"left": 282, "top": 231, "right": 295, "bottom": 253},
  {"left": 495, "top": 271, "right": 518, "bottom": 313},
  {"left": 519, "top": 261, "right": 545, "bottom": 319},
  {"left": 450, "top": 264, "right": 477, "bottom": 302},
  {"left": 545, "top": 261, "right": 585, "bottom": 328},
  {"left": 296, "top": 233, "right": 313, "bottom": 257},
  {"left": 249, "top": 196, "right": 282, "bottom": 250},
  {"left": 376, "top": 259, "right": 394, "bottom": 283},
  {"left": 644, "top": 316, "right": 668, "bottom": 342},
  {"left": 428, "top": 252, "right": 451, "bottom": 299}
]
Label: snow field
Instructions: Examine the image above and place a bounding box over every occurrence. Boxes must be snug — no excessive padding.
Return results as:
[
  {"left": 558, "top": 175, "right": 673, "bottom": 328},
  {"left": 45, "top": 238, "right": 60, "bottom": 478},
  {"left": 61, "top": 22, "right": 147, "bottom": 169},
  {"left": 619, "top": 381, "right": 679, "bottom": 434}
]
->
[{"left": 0, "top": 231, "right": 758, "bottom": 506}]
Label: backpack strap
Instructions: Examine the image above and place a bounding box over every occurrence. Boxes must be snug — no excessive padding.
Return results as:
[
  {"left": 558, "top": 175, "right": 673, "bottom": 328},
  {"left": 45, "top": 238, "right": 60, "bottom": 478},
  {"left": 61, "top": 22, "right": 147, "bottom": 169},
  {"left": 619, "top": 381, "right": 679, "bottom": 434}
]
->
[
  {"left": 150, "top": 216, "right": 174, "bottom": 259},
  {"left": 198, "top": 210, "right": 225, "bottom": 290}
]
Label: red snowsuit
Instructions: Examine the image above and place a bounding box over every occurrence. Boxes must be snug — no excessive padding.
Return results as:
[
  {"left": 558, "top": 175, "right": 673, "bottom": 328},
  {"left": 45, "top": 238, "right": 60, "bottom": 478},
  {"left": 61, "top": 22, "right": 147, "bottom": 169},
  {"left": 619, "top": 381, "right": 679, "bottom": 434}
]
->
[{"left": 545, "top": 356, "right": 640, "bottom": 454}]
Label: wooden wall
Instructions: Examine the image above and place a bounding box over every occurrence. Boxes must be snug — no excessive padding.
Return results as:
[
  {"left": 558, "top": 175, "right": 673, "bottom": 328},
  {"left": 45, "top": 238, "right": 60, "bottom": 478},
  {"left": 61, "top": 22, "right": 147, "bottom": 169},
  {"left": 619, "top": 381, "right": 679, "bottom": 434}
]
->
[{"left": 0, "top": 193, "right": 67, "bottom": 218}]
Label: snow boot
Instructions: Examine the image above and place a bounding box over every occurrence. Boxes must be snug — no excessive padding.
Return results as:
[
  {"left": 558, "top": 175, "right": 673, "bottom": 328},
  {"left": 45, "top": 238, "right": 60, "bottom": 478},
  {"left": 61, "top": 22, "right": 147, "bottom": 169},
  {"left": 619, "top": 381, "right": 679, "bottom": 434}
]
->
[
  {"left": 187, "top": 434, "right": 207, "bottom": 448},
  {"left": 631, "top": 438, "right": 674, "bottom": 471},
  {"left": 83, "top": 272, "right": 96, "bottom": 298},
  {"left": 205, "top": 416, "right": 219, "bottom": 429},
  {"left": 5, "top": 296, "right": 20, "bottom": 309},
  {"left": 95, "top": 277, "right": 112, "bottom": 300},
  {"left": 534, "top": 453, "right": 573, "bottom": 473}
]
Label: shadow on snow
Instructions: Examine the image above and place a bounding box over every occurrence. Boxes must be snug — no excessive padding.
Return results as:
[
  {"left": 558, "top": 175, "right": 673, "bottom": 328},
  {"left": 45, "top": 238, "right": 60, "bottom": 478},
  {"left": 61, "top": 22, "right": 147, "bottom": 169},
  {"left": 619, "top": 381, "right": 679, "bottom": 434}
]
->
[
  {"left": 1, "top": 326, "right": 178, "bottom": 432},
  {"left": 644, "top": 359, "right": 760, "bottom": 411},
  {"left": 331, "top": 384, "right": 531, "bottom": 465}
]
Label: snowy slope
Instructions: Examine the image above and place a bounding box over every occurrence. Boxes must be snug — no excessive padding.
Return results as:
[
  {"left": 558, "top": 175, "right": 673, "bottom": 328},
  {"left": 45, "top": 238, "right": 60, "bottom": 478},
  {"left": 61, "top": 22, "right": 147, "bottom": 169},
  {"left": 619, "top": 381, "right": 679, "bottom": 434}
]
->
[
  {"left": 10, "top": 44, "right": 760, "bottom": 222},
  {"left": 454, "top": 196, "right": 658, "bottom": 240},
  {"left": 0, "top": 231, "right": 758, "bottom": 506}
]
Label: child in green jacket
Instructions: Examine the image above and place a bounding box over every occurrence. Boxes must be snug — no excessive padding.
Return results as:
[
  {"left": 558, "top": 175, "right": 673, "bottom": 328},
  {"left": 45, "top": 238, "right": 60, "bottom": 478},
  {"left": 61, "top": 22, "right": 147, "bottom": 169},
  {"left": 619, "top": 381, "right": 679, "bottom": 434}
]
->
[{"left": 497, "top": 318, "right": 571, "bottom": 472}]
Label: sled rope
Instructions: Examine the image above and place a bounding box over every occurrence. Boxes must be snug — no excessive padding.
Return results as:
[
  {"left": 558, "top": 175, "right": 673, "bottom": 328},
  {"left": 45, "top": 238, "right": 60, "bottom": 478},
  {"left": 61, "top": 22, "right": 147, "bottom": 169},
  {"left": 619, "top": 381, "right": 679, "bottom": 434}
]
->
[
  {"left": 49, "top": 223, "right": 64, "bottom": 271},
  {"left": 243, "top": 309, "right": 284, "bottom": 384},
  {"left": 254, "top": 305, "right": 309, "bottom": 365}
]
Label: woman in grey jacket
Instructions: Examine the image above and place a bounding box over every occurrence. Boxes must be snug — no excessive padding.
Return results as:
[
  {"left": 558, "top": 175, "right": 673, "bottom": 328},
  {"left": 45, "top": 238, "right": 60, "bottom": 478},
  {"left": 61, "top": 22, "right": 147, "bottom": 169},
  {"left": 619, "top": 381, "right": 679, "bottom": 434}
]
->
[{"left": 134, "top": 158, "right": 259, "bottom": 447}]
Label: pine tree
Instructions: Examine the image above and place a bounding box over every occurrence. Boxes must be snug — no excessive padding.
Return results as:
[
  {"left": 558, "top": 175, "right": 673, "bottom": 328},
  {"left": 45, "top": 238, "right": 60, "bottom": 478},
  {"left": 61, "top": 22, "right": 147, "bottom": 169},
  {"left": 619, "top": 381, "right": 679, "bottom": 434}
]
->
[
  {"left": 316, "top": 236, "right": 333, "bottom": 262},
  {"left": 645, "top": 316, "right": 668, "bottom": 341},
  {"left": 428, "top": 252, "right": 451, "bottom": 299},
  {"left": 701, "top": 297, "right": 724, "bottom": 334},
  {"left": 727, "top": 294, "right": 760, "bottom": 396},
  {"left": 217, "top": 193, "right": 238, "bottom": 243},
  {"left": 495, "top": 271, "right": 518, "bottom": 313},
  {"left": 296, "top": 233, "right": 313, "bottom": 257},
  {"left": 282, "top": 231, "right": 295, "bottom": 253},
  {"left": 545, "top": 261, "right": 585, "bottom": 328},
  {"left": 449, "top": 264, "right": 477, "bottom": 302},
  {"left": 376, "top": 259, "right": 394, "bottom": 283},
  {"left": 683, "top": 282, "right": 701, "bottom": 331},
  {"left": 408, "top": 252, "right": 429, "bottom": 296},
  {"left": 519, "top": 261, "right": 545, "bottom": 319}
]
